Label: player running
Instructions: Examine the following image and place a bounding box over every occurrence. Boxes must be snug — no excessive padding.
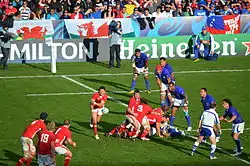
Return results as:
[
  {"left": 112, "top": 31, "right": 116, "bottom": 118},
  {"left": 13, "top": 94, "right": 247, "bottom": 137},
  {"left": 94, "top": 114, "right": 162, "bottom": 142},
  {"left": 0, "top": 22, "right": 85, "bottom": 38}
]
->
[
  {"left": 191, "top": 103, "right": 221, "bottom": 159},
  {"left": 55, "top": 120, "right": 76, "bottom": 166},
  {"left": 200, "top": 88, "right": 216, "bottom": 111},
  {"left": 155, "top": 64, "right": 172, "bottom": 110},
  {"left": 168, "top": 82, "right": 192, "bottom": 131},
  {"left": 129, "top": 49, "right": 151, "bottom": 94},
  {"left": 37, "top": 121, "right": 56, "bottom": 166},
  {"left": 90, "top": 86, "right": 108, "bottom": 140},
  {"left": 219, "top": 99, "right": 245, "bottom": 156},
  {"left": 106, "top": 90, "right": 141, "bottom": 136},
  {"left": 16, "top": 112, "right": 48, "bottom": 166}
]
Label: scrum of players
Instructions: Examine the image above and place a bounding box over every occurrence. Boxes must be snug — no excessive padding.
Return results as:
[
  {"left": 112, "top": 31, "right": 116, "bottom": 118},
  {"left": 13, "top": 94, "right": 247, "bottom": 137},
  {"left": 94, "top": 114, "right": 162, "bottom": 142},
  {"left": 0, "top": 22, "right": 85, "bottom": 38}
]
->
[{"left": 16, "top": 48, "right": 245, "bottom": 165}]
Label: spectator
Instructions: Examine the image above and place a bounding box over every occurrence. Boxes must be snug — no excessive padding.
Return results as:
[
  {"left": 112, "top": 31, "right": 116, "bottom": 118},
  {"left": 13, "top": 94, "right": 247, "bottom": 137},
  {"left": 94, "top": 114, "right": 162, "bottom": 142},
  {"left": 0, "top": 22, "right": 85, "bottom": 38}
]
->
[
  {"left": 50, "top": 0, "right": 61, "bottom": 10},
  {"left": 115, "top": 6, "right": 130, "bottom": 18},
  {"left": 12, "top": 0, "right": 23, "bottom": 10},
  {"left": 75, "top": 0, "right": 86, "bottom": 10},
  {"left": 26, "top": 0, "right": 36, "bottom": 12},
  {"left": 241, "top": 2, "right": 250, "bottom": 14},
  {"left": 91, "top": 4, "right": 105, "bottom": 19},
  {"left": 5, "top": 2, "right": 18, "bottom": 16},
  {"left": 70, "top": 6, "right": 84, "bottom": 19},
  {"left": 183, "top": 6, "right": 193, "bottom": 16},
  {"left": 46, "top": 8, "right": 59, "bottom": 20},
  {"left": 141, "top": 8, "right": 152, "bottom": 17},
  {"left": 13, "top": 11, "right": 22, "bottom": 20},
  {"left": 231, "top": 3, "right": 241, "bottom": 14},
  {"left": 220, "top": 5, "right": 233, "bottom": 15},
  {"left": 19, "top": 1, "right": 31, "bottom": 20},
  {"left": 165, "top": 4, "right": 174, "bottom": 17},
  {"left": 152, "top": 6, "right": 164, "bottom": 17},
  {"left": 104, "top": 6, "right": 115, "bottom": 19},
  {"left": 16, "top": 33, "right": 23, "bottom": 40},
  {"left": 205, "top": 4, "right": 217, "bottom": 16},
  {"left": 60, "top": 9, "right": 71, "bottom": 19},
  {"left": 131, "top": 7, "right": 141, "bottom": 18},
  {"left": 0, "top": 0, "right": 9, "bottom": 9},
  {"left": 38, "top": 0, "right": 46, "bottom": 9},
  {"left": 125, "top": 0, "right": 140, "bottom": 15},
  {"left": 33, "top": 8, "right": 45, "bottom": 19},
  {"left": 143, "top": 0, "right": 157, "bottom": 14},
  {"left": 60, "top": 0, "right": 71, "bottom": 12},
  {"left": 173, "top": 4, "right": 184, "bottom": 16},
  {"left": 113, "top": 2, "right": 122, "bottom": 17},
  {"left": 194, "top": 4, "right": 207, "bottom": 16}
]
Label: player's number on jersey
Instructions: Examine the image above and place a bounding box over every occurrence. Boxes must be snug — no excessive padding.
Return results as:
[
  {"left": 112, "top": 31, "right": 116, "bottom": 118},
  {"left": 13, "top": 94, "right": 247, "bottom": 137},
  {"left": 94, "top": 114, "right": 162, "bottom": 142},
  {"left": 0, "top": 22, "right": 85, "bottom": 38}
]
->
[
  {"left": 41, "top": 133, "right": 49, "bottom": 143},
  {"left": 137, "top": 105, "right": 143, "bottom": 112}
]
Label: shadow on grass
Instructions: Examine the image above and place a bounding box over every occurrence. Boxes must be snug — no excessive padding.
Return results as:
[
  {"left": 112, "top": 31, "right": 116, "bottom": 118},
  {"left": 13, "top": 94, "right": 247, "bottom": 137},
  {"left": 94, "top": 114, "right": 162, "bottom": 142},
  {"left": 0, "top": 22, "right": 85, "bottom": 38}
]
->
[
  {"left": 24, "top": 63, "right": 51, "bottom": 73},
  {"left": 0, "top": 150, "right": 36, "bottom": 166},
  {"left": 90, "top": 61, "right": 109, "bottom": 68}
]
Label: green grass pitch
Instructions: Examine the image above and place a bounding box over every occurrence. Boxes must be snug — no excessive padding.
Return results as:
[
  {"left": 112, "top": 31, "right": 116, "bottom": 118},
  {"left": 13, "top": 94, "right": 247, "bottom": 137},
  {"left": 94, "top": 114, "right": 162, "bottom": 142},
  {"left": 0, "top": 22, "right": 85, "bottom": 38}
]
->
[{"left": 0, "top": 56, "right": 250, "bottom": 166}]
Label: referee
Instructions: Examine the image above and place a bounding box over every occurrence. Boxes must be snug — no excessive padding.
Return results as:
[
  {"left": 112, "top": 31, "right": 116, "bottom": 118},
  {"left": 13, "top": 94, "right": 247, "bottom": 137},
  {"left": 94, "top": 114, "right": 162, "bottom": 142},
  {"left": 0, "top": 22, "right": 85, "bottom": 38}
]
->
[
  {"left": 109, "top": 21, "right": 122, "bottom": 68},
  {"left": 0, "top": 26, "right": 16, "bottom": 70}
]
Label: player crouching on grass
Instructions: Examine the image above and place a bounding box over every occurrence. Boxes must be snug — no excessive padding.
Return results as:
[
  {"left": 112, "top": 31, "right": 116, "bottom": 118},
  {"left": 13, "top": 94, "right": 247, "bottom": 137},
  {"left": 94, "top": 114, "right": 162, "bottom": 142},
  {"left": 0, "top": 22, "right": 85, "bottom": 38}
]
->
[
  {"left": 55, "top": 120, "right": 76, "bottom": 166},
  {"left": 219, "top": 99, "right": 244, "bottom": 156},
  {"left": 16, "top": 112, "right": 48, "bottom": 166},
  {"left": 37, "top": 121, "right": 56, "bottom": 166},
  {"left": 89, "top": 86, "right": 109, "bottom": 140},
  {"left": 191, "top": 103, "right": 221, "bottom": 160}
]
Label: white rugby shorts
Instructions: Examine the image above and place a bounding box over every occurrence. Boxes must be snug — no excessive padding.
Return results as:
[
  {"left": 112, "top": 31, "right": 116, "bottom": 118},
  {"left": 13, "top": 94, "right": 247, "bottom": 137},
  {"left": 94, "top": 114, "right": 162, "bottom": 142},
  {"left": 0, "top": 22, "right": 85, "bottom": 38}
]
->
[
  {"left": 232, "top": 122, "right": 245, "bottom": 134},
  {"left": 134, "top": 67, "right": 148, "bottom": 75}
]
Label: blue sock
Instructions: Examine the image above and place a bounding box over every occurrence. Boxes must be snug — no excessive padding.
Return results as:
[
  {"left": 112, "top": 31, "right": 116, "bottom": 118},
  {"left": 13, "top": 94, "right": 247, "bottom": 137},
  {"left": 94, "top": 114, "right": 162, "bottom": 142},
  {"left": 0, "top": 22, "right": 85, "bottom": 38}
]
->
[
  {"left": 170, "top": 116, "right": 176, "bottom": 126},
  {"left": 131, "top": 80, "right": 136, "bottom": 90},
  {"left": 185, "top": 115, "right": 191, "bottom": 127},
  {"left": 145, "top": 79, "right": 150, "bottom": 90},
  {"left": 234, "top": 139, "right": 242, "bottom": 152}
]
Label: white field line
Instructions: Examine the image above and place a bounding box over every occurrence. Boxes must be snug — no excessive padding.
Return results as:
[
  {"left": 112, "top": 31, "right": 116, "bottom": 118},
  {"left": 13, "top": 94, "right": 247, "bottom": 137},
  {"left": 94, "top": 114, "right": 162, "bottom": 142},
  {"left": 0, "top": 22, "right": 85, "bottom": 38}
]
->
[
  {"left": 62, "top": 75, "right": 249, "bottom": 164},
  {"left": 187, "top": 135, "right": 250, "bottom": 165},
  {"left": 191, "top": 128, "right": 250, "bottom": 132},
  {"left": 61, "top": 76, "right": 128, "bottom": 107},
  {"left": 1, "top": 68, "right": 250, "bottom": 79},
  {"left": 26, "top": 90, "right": 160, "bottom": 97}
]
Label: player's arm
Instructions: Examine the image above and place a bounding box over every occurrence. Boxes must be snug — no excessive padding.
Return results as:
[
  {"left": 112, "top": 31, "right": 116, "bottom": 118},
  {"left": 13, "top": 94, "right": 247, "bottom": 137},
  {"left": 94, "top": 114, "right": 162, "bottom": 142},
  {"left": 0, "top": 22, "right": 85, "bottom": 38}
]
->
[
  {"left": 127, "top": 106, "right": 137, "bottom": 117},
  {"left": 167, "top": 90, "right": 173, "bottom": 105},
  {"left": 225, "top": 115, "right": 237, "bottom": 123},
  {"left": 131, "top": 55, "right": 137, "bottom": 73},
  {"left": 156, "top": 77, "right": 161, "bottom": 89},
  {"left": 66, "top": 138, "right": 76, "bottom": 148},
  {"left": 219, "top": 111, "right": 227, "bottom": 120},
  {"left": 50, "top": 140, "right": 56, "bottom": 161},
  {"left": 156, "top": 122, "right": 163, "bottom": 138}
]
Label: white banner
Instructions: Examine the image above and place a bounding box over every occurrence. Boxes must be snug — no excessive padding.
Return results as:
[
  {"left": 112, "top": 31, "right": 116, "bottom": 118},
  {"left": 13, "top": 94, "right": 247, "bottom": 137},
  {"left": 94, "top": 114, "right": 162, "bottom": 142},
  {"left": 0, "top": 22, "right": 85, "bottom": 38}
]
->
[
  {"left": 64, "top": 18, "right": 134, "bottom": 39},
  {"left": 9, "top": 20, "right": 54, "bottom": 40}
]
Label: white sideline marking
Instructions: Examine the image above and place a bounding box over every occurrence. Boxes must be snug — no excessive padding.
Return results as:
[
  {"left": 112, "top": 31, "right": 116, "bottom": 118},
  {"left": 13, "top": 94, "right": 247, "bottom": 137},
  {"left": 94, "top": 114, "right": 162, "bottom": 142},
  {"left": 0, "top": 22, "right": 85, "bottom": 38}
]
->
[
  {"left": 187, "top": 135, "right": 250, "bottom": 165},
  {"left": 191, "top": 128, "right": 250, "bottom": 132},
  {"left": 61, "top": 75, "right": 249, "bottom": 164},
  {"left": 1, "top": 68, "right": 250, "bottom": 79},
  {"left": 26, "top": 90, "right": 160, "bottom": 97},
  {"left": 61, "top": 76, "right": 128, "bottom": 107}
]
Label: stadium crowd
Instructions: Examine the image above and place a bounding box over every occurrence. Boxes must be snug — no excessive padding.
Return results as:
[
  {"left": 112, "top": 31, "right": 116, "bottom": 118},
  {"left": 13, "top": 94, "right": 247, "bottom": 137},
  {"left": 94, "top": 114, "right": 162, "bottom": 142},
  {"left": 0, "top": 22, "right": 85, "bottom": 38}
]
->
[{"left": 0, "top": 0, "right": 249, "bottom": 21}]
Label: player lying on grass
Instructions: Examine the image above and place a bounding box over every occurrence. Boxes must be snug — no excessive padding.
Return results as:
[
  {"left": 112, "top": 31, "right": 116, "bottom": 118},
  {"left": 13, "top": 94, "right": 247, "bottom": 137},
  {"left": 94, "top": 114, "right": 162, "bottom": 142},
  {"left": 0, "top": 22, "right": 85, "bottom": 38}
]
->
[
  {"left": 90, "top": 86, "right": 109, "bottom": 140},
  {"left": 37, "top": 121, "right": 56, "bottom": 166},
  {"left": 219, "top": 99, "right": 244, "bottom": 156},
  {"left": 167, "top": 82, "right": 192, "bottom": 131},
  {"left": 16, "top": 112, "right": 48, "bottom": 166},
  {"left": 191, "top": 103, "right": 221, "bottom": 160},
  {"left": 55, "top": 120, "right": 76, "bottom": 166}
]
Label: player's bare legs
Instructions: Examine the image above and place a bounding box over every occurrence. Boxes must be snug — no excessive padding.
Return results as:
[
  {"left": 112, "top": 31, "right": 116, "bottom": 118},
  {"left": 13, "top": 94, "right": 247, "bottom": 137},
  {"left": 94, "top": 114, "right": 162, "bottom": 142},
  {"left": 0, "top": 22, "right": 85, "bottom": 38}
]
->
[
  {"left": 16, "top": 142, "right": 35, "bottom": 166},
  {"left": 183, "top": 106, "right": 192, "bottom": 131},
  {"left": 232, "top": 132, "right": 243, "bottom": 155},
  {"left": 169, "top": 107, "right": 178, "bottom": 127},
  {"left": 143, "top": 74, "right": 151, "bottom": 94},
  {"left": 92, "top": 112, "right": 100, "bottom": 139},
  {"left": 97, "top": 114, "right": 103, "bottom": 123}
]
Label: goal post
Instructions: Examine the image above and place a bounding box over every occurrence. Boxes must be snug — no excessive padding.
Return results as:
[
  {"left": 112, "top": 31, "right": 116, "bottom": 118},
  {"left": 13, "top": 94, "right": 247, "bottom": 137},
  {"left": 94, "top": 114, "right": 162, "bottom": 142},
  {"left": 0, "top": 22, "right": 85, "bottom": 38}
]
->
[{"left": 45, "top": 37, "right": 56, "bottom": 74}]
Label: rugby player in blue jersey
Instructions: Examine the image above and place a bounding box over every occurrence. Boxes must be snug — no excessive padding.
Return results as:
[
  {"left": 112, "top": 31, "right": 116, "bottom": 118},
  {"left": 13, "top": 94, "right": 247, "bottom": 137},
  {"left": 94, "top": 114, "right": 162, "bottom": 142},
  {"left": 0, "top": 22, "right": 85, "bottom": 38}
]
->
[
  {"left": 168, "top": 82, "right": 192, "bottom": 131},
  {"left": 200, "top": 88, "right": 216, "bottom": 111},
  {"left": 220, "top": 99, "right": 245, "bottom": 156},
  {"left": 129, "top": 49, "right": 151, "bottom": 94}
]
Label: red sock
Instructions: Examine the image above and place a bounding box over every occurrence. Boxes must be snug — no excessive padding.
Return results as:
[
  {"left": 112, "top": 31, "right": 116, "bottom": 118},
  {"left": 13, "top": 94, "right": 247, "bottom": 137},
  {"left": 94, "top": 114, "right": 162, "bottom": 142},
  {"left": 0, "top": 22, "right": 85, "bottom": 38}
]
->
[
  {"left": 140, "top": 129, "right": 149, "bottom": 138},
  {"left": 129, "top": 128, "right": 138, "bottom": 137},
  {"left": 64, "top": 157, "right": 71, "bottom": 166},
  {"left": 118, "top": 124, "right": 126, "bottom": 134},
  {"left": 93, "top": 123, "right": 98, "bottom": 135},
  {"left": 109, "top": 127, "right": 118, "bottom": 135},
  {"left": 16, "top": 157, "right": 26, "bottom": 166}
]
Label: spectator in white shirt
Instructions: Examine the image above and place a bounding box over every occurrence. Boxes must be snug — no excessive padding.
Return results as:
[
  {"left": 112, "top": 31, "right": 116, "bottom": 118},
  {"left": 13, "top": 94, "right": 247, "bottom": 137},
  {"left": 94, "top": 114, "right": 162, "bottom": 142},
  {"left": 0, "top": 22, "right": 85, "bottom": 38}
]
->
[
  {"left": 165, "top": 4, "right": 174, "bottom": 17},
  {"left": 152, "top": 6, "right": 164, "bottom": 17},
  {"left": 141, "top": 8, "right": 152, "bottom": 17},
  {"left": 19, "top": 1, "right": 31, "bottom": 20}
]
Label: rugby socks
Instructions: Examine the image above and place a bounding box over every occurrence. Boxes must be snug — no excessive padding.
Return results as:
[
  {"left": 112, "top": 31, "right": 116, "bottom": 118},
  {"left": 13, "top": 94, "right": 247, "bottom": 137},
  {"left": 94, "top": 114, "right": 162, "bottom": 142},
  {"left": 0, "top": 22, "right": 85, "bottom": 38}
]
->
[
  {"left": 118, "top": 124, "right": 126, "bottom": 134},
  {"left": 131, "top": 80, "right": 136, "bottom": 90},
  {"left": 210, "top": 144, "right": 216, "bottom": 157},
  {"left": 145, "top": 79, "right": 150, "bottom": 90},
  {"left": 93, "top": 123, "right": 98, "bottom": 135},
  {"left": 140, "top": 128, "right": 149, "bottom": 138},
  {"left": 192, "top": 141, "right": 200, "bottom": 153},
  {"left": 169, "top": 116, "right": 176, "bottom": 126},
  {"left": 64, "top": 156, "right": 71, "bottom": 166},
  {"left": 234, "top": 139, "right": 242, "bottom": 152},
  {"left": 16, "top": 157, "right": 27, "bottom": 166},
  {"left": 183, "top": 110, "right": 191, "bottom": 127},
  {"left": 109, "top": 127, "right": 118, "bottom": 135}
]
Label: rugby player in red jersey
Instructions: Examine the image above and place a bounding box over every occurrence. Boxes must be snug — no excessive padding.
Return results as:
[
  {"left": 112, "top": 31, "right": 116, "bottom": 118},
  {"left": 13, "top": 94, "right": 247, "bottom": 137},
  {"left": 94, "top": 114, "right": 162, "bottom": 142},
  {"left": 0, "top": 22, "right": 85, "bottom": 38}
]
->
[
  {"left": 37, "top": 121, "right": 56, "bottom": 166},
  {"left": 147, "top": 107, "right": 164, "bottom": 138},
  {"left": 55, "top": 120, "right": 76, "bottom": 166},
  {"left": 16, "top": 112, "right": 48, "bottom": 166}
]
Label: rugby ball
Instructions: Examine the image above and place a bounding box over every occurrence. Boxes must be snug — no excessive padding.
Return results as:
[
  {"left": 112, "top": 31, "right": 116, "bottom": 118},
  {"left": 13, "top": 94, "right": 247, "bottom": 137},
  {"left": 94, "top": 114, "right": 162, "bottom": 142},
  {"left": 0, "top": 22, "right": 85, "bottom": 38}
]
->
[{"left": 102, "top": 107, "right": 109, "bottom": 114}]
